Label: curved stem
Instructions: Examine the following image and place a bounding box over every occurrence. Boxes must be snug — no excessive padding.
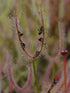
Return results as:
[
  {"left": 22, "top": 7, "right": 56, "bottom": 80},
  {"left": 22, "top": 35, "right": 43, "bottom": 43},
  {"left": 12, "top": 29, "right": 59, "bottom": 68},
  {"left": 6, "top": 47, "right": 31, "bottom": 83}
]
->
[
  {"left": 14, "top": 8, "right": 44, "bottom": 59},
  {"left": 32, "top": 60, "right": 40, "bottom": 93},
  {"left": 8, "top": 64, "right": 32, "bottom": 92}
]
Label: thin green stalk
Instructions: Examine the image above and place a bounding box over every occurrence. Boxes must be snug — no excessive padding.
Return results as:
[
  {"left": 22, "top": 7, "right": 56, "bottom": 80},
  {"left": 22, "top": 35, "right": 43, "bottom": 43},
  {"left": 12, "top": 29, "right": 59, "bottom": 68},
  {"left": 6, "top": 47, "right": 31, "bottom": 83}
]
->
[
  {"left": 52, "top": 63, "right": 55, "bottom": 81},
  {"left": 32, "top": 60, "right": 40, "bottom": 93}
]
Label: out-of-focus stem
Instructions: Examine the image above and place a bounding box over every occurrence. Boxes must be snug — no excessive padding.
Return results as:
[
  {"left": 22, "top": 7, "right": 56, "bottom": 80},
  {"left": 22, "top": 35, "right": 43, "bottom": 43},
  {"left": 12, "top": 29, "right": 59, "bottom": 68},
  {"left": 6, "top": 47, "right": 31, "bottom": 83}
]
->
[
  {"left": 8, "top": 64, "right": 32, "bottom": 92},
  {"left": 0, "top": 68, "right": 1, "bottom": 93},
  {"left": 0, "top": 61, "right": 3, "bottom": 93},
  {"left": 59, "top": 0, "right": 65, "bottom": 20},
  {"left": 32, "top": 61, "right": 40, "bottom": 93}
]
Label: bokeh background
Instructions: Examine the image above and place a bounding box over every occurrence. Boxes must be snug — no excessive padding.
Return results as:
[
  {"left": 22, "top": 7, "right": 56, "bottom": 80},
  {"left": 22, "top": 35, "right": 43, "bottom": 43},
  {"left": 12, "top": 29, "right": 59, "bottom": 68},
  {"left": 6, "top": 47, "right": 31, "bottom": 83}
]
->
[{"left": 0, "top": 0, "right": 70, "bottom": 93}]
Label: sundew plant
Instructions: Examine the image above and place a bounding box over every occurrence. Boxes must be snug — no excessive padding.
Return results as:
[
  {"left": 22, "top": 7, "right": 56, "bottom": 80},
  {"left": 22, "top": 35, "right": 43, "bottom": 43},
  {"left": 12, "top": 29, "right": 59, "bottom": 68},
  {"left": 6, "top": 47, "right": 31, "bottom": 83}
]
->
[{"left": 0, "top": 0, "right": 70, "bottom": 93}]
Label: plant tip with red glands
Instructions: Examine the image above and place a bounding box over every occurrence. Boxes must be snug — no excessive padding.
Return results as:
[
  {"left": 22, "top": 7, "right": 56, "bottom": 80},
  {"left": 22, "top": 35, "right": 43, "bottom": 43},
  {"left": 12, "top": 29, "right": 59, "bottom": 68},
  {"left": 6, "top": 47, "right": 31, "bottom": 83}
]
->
[{"left": 61, "top": 50, "right": 68, "bottom": 55}]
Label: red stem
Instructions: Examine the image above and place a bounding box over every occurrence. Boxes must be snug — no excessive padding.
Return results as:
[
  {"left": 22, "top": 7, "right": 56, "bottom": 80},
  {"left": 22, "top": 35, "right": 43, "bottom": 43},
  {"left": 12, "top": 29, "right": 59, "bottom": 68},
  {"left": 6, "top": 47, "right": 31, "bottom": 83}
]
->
[
  {"left": 9, "top": 81, "right": 13, "bottom": 93},
  {"left": 63, "top": 55, "right": 67, "bottom": 93}
]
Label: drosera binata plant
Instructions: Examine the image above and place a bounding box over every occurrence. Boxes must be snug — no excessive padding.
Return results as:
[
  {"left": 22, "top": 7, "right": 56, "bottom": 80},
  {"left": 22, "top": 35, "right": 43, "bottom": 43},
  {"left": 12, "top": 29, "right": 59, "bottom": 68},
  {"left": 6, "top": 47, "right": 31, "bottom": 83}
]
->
[
  {"left": 0, "top": 49, "right": 33, "bottom": 93},
  {"left": 0, "top": 0, "right": 70, "bottom": 93},
  {"left": 13, "top": 6, "right": 45, "bottom": 93},
  {"left": 14, "top": 5, "right": 69, "bottom": 93},
  {"left": 42, "top": 20, "right": 65, "bottom": 91},
  {"left": 8, "top": 61, "right": 32, "bottom": 93},
  {"left": 7, "top": 1, "right": 69, "bottom": 93},
  {"left": 14, "top": 7, "right": 44, "bottom": 59},
  {"left": 43, "top": 20, "right": 64, "bottom": 83},
  {"left": 5, "top": 49, "right": 33, "bottom": 93}
]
